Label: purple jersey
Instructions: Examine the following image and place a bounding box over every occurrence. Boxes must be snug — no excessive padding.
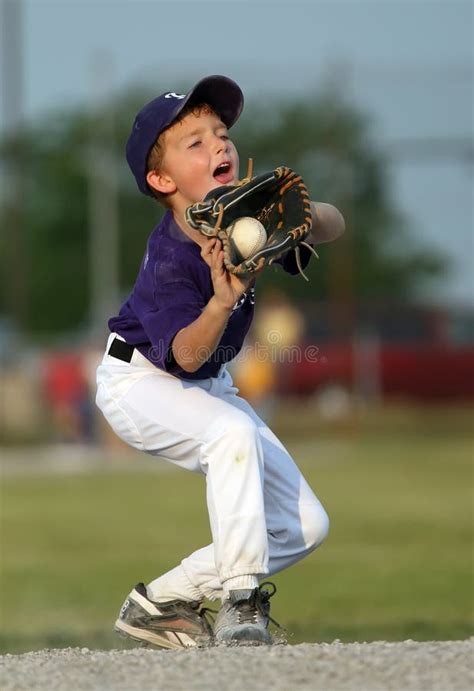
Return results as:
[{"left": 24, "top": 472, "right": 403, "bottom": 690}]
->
[{"left": 109, "top": 211, "right": 312, "bottom": 380}]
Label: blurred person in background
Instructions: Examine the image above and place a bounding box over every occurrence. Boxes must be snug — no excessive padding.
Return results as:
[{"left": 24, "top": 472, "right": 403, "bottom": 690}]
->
[
  {"left": 231, "top": 289, "right": 305, "bottom": 422},
  {"left": 42, "top": 350, "right": 92, "bottom": 444}
]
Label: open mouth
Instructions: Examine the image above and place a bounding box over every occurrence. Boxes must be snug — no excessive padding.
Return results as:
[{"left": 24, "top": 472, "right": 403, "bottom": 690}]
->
[{"left": 213, "top": 162, "right": 234, "bottom": 184}]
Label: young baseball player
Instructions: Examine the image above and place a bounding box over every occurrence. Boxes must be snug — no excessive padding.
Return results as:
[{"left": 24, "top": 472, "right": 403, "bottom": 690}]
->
[{"left": 96, "top": 75, "right": 343, "bottom": 648}]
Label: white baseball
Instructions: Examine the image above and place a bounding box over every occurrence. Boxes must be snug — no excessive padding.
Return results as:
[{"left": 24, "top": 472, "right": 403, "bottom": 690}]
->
[{"left": 226, "top": 217, "right": 267, "bottom": 262}]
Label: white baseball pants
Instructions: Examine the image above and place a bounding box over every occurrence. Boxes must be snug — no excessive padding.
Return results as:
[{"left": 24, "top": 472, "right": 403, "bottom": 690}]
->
[{"left": 96, "top": 333, "right": 329, "bottom": 602}]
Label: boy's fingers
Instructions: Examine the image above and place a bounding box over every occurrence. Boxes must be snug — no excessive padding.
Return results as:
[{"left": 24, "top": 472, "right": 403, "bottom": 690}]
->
[
  {"left": 213, "top": 250, "right": 224, "bottom": 273},
  {"left": 201, "top": 238, "right": 216, "bottom": 256},
  {"left": 201, "top": 239, "right": 218, "bottom": 267},
  {"left": 211, "top": 248, "right": 226, "bottom": 281},
  {"left": 211, "top": 240, "right": 222, "bottom": 264}
]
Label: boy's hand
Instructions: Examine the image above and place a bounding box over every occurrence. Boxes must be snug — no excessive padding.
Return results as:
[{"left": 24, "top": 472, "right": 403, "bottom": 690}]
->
[{"left": 201, "top": 238, "right": 258, "bottom": 310}]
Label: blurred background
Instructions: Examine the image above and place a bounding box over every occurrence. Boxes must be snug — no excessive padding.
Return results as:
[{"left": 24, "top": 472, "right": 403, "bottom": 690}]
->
[{"left": 0, "top": 0, "right": 472, "bottom": 653}]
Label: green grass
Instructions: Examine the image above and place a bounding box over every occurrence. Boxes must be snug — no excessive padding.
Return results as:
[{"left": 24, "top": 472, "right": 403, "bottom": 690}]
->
[{"left": 1, "top": 428, "right": 473, "bottom": 653}]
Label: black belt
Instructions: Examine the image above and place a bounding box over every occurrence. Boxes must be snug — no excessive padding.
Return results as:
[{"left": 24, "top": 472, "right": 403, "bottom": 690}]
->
[{"left": 108, "top": 337, "right": 135, "bottom": 363}]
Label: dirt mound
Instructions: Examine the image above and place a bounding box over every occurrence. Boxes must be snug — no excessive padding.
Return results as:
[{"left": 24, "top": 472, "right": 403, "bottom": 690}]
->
[{"left": 1, "top": 639, "right": 472, "bottom": 691}]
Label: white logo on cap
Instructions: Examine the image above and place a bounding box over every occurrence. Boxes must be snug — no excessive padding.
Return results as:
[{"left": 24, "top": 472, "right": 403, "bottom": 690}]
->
[{"left": 165, "top": 92, "right": 185, "bottom": 100}]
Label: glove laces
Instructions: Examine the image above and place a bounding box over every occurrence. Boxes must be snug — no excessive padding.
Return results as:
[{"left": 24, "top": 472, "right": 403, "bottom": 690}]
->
[{"left": 295, "top": 242, "right": 320, "bottom": 281}]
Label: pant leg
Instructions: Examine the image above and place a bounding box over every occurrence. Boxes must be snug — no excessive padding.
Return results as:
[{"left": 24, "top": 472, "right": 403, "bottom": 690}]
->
[
  {"left": 230, "top": 385, "right": 330, "bottom": 573},
  {"left": 97, "top": 344, "right": 328, "bottom": 602},
  {"left": 157, "top": 370, "right": 329, "bottom": 601},
  {"left": 96, "top": 346, "right": 269, "bottom": 594}
]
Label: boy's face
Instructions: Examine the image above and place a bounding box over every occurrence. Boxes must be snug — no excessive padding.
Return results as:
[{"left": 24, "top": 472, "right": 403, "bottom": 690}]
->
[{"left": 149, "top": 109, "right": 240, "bottom": 206}]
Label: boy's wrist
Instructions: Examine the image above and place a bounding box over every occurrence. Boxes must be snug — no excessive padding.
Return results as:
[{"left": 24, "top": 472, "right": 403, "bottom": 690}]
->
[{"left": 207, "top": 295, "right": 234, "bottom": 316}]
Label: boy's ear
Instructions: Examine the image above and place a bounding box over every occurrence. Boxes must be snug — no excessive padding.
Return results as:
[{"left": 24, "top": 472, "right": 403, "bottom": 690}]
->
[{"left": 146, "top": 169, "right": 177, "bottom": 195}]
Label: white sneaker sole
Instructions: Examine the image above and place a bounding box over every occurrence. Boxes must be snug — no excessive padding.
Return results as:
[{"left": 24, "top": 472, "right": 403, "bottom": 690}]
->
[{"left": 114, "top": 618, "right": 198, "bottom": 649}]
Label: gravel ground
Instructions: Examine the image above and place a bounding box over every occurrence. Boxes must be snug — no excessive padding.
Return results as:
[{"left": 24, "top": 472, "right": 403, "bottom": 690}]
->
[{"left": 1, "top": 640, "right": 473, "bottom": 691}]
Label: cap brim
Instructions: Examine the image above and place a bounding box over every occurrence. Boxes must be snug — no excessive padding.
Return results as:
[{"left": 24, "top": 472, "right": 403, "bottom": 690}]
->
[{"left": 177, "top": 75, "right": 244, "bottom": 129}]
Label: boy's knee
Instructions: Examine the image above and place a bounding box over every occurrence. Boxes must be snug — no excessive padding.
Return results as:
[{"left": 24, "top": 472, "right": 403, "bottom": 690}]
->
[
  {"left": 301, "top": 502, "right": 330, "bottom": 552},
  {"left": 207, "top": 411, "right": 259, "bottom": 445}
]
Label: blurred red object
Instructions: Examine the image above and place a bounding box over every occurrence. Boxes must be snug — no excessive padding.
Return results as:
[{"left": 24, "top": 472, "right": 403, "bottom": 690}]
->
[
  {"left": 279, "top": 343, "right": 474, "bottom": 401},
  {"left": 42, "top": 352, "right": 88, "bottom": 406},
  {"left": 41, "top": 351, "right": 92, "bottom": 442}
]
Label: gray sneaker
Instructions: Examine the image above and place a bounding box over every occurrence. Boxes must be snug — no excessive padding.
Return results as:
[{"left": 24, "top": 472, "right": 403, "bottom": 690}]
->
[
  {"left": 114, "top": 582, "right": 213, "bottom": 649},
  {"left": 214, "top": 582, "right": 277, "bottom": 645}
]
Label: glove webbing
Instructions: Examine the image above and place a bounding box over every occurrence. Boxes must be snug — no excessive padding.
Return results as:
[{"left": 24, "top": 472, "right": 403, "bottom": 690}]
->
[{"left": 254, "top": 169, "right": 319, "bottom": 281}]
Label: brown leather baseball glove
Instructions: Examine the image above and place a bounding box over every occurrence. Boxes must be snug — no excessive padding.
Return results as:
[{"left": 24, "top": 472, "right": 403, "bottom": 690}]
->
[{"left": 185, "top": 161, "right": 319, "bottom": 280}]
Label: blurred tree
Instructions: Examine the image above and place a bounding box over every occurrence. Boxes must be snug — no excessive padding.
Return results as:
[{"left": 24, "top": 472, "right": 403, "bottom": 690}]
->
[
  {"left": 234, "top": 91, "right": 445, "bottom": 305},
  {"left": 0, "top": 86, "right": 445, "bottom": 337}
]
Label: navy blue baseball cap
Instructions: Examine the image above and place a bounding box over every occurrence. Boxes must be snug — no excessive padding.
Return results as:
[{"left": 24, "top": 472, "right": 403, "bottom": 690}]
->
[{"left": 126, "top": 75, "right": 244, "bottom": 197}]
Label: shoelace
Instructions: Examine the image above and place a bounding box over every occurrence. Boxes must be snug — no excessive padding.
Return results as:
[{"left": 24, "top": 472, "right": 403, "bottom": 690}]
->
[
  {"left": 236, "top": 592, "right": 261, "bottom": 625},
  {"left": 232, "top": 581, "right": 284, "bottom": 631},
  {"left": 258, "top": 581, "right": 284, "bottom": 632},
  {"left": 199, "top": 582, "right": 285, "bottom": 633}
]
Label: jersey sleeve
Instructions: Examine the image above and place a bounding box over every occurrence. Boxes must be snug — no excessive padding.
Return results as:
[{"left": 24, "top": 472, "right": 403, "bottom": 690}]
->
[
  {"left": 274, "top": 242, "right": 314, "bottom": 275},
  {"left": 140, "top": 278, "right": 206, "bottom": 373}
]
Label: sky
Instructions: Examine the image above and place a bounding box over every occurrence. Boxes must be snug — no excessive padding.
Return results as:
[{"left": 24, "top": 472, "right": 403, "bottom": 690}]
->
[{"left": 3, "top": 0, "right": 474, "bottom": 304}]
